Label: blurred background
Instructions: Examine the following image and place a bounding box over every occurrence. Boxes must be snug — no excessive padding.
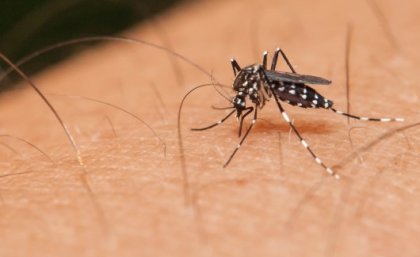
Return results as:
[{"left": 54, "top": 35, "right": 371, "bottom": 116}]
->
[{"left": 0, "top": 0, "right": 184, "bottom": 91}]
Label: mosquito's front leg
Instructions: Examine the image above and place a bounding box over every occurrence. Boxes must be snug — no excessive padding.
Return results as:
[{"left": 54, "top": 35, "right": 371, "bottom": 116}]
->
[
  {"left": 191, "top": 109, "right": 236, "bottom": 131},
  {"left": 238, "top": 107, "right": 254, "bottom": 137},
  {"left": 224, "top": 105, "right": 258, "bottom": 167}
]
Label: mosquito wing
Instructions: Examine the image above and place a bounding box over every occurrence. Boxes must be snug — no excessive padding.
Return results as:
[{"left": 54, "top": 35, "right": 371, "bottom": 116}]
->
[{"left": 265, "top": 70, "right": 331, "bottom": 85}]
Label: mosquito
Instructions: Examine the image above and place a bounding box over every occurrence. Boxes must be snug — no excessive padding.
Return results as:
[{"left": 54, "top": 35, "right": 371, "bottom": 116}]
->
[{"left": 191, "top": 48, "right": 404, "bottom": 179}]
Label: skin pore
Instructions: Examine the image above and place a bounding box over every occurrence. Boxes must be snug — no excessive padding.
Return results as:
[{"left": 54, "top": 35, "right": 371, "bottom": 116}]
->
[{"left": 0, "top": 0, "right": 419, "bottom": 256}]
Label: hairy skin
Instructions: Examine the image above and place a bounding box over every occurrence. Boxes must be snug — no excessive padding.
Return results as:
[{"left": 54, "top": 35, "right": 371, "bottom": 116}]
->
[{"left": 0, "top": 0, "right": 419, "bottom": 256}]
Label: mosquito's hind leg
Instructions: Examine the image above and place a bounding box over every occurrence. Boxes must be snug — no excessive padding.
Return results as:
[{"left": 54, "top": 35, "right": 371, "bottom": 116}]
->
[
  {"left": 271, "top": 49, "right": 280, "bottom": 71},
  {"left": 271, "top": 90, "right": 340, "bottom": 179},
  {"left": 272, "top": 48, "right": 297, "bottom": 73},
  {"left": 331, "top": 108, "right": 404, "bottom": 122}
]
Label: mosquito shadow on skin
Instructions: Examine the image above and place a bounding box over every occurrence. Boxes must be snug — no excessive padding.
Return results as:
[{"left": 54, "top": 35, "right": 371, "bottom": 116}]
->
[{"left": 244, "top": 118, "right": 335, "bottom": 135}]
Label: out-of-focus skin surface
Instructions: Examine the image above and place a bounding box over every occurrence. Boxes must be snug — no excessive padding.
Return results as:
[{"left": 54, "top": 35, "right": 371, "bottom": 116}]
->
[{"left": 0, "top": 0, "right": 419, "bottom": 256}]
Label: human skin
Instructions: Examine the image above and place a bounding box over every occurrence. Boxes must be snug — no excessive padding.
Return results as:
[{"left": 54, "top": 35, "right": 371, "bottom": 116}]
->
[{"left": 0, "top": 0, "right": 419, "bottom": 256}]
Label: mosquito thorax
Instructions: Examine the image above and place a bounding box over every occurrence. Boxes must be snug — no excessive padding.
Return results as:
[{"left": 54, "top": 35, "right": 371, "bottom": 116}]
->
[{"left": 232, "top": 64, "right": 263, "bottom": 91}]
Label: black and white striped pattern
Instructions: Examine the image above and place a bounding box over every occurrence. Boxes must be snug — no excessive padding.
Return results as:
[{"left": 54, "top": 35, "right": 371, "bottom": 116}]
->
[
  {"left": 331, "top": 108, "right": 404, "bottom": 122},
  {"left": 271, "top": 91, "right": 340, "bottom": 179},
  {"left": 191, "top": 48, "right": 404, "bottom": 179},
  {"left": 273, "top": 81, "right": 333, "bottom": 109}
]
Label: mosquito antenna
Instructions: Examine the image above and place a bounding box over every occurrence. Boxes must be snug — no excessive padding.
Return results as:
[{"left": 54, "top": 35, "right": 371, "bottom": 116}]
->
[{"left": 49, "top": 93, "right": 167, "bottom": 158}]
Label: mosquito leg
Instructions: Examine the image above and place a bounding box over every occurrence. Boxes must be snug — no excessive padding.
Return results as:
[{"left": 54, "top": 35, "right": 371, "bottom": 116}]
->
[
  {"left": 272, "top": 48, "right": 297, "bottom": 73},
  {"left": 271, "top": 48, "right": 280, "bottom": 71},
  {"left": 262, "top": 51, "right": 268, "bottom": 70},
  {"left": 223, "top": 105, "right": 257, "bottom": 167},
  {"left": 211, "top": 105, "right": 235, "bottom": 110},
  {"left": 231, "top": 58, "right": 241, "bottom": 76},
  {"left": 271, "top": 92, "right": 340, "bottom": 179},
  {"left": 191, "top": 109, "right": 236, "bottom": 131},
  {"left": 331, "top": 108, "right": 404, "bottom": 122},
  {"left": 238, "top": 107, "right": 254, "bottom": 137}
]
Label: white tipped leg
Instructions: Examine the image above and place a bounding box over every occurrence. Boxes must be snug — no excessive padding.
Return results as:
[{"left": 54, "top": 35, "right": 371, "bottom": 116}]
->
[
  {"left": 191, "top": 110, "right": 235, "bottom": 131},
  {"left": 275, "top": 101, "right": 340, "bottom": 179},
  {"left": 331, "top": 108, "right": 404, "bottom": 122},
  {"left": 224, "top": 106, "right": 258, "bottom": 167},
  {"left": 262, "top": 51, "right": 268, "bottom": 70}
]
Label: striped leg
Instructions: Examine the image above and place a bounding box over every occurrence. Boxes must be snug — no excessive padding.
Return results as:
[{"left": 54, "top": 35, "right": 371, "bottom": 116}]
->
[
  {"left": 224, "top": 105, "right": 258, "bottom": 167},
  {"left": 331, "top": 108, "right": 404, "bottom": 122},
  {"left": 262, "top": 51, "right": 268, "bottom": 70},
  {"left": 238, "top": 107, "right": 254, "bottom": 137},
  {"left": 272, "top": 92, "right": 340, "bottom": 179},
  {"left": 272, "top": 48, "right": 297, "bottom": 73},
  {"left": 211, "top": 105, "right": 235, "bottom": 110},
  {"left": 231, "top": 58, "right": 241, "bottom": 76},
  {"left": 191, "top": 109, "right": 236, "bottom": 131}
]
